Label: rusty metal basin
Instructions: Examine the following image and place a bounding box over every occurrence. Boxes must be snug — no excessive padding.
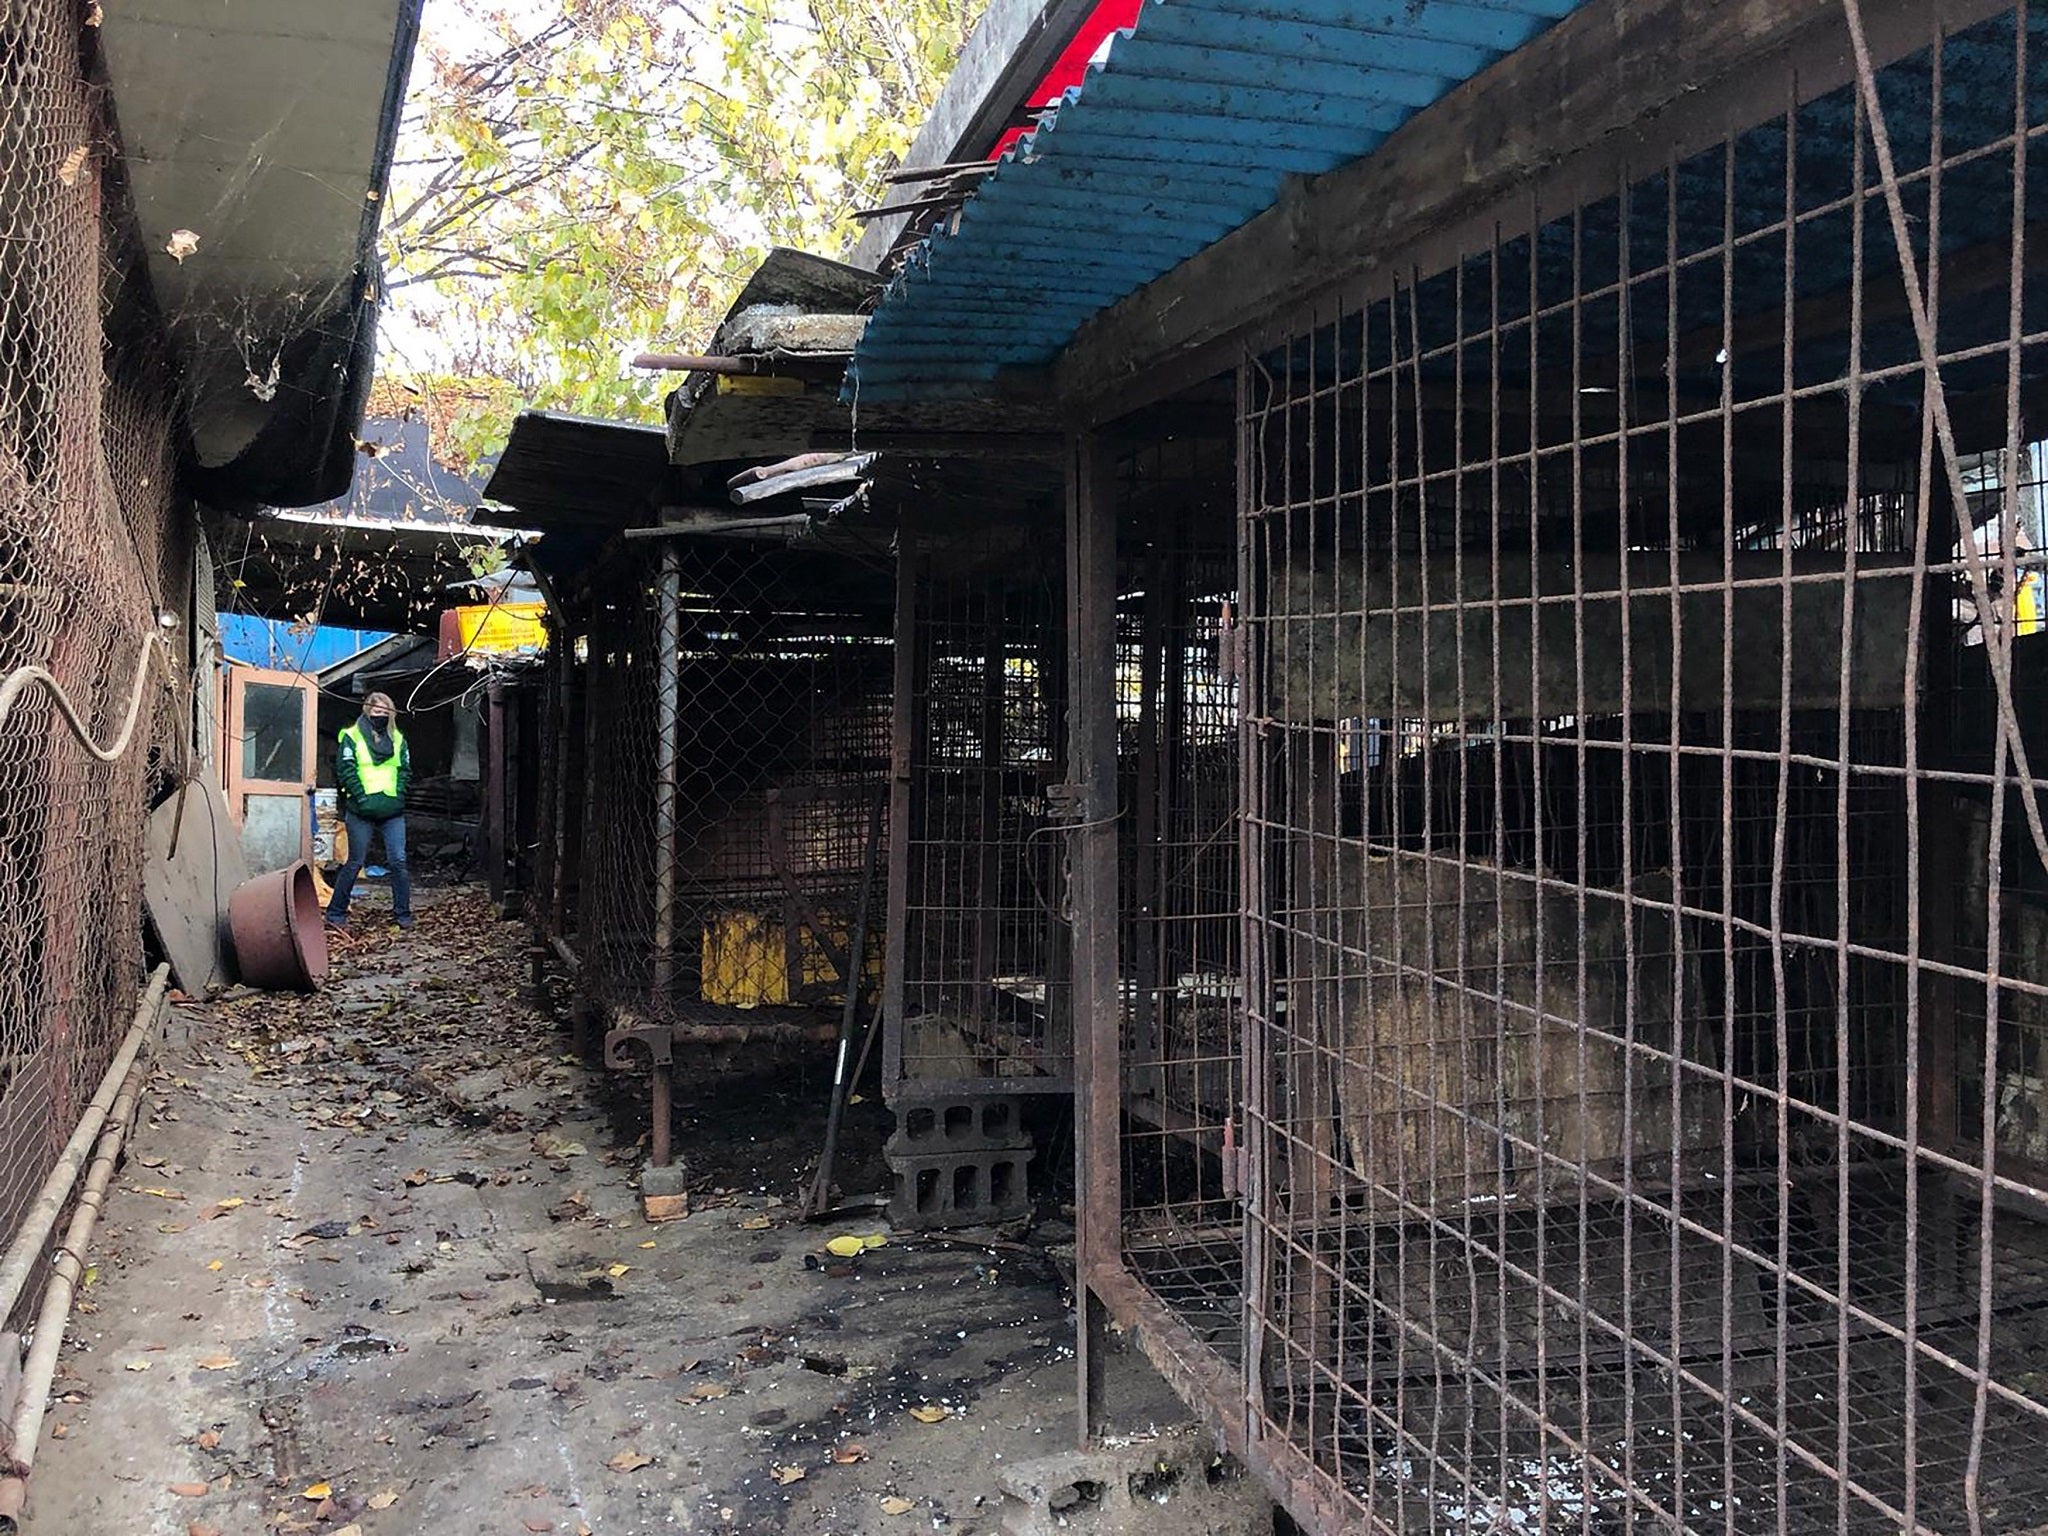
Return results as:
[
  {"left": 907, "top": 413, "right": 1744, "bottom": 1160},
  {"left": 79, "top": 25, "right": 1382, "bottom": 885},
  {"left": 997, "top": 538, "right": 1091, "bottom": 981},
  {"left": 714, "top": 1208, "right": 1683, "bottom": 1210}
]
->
[{"left": 227, "top": 860, "right": 329, "bottom": 990}]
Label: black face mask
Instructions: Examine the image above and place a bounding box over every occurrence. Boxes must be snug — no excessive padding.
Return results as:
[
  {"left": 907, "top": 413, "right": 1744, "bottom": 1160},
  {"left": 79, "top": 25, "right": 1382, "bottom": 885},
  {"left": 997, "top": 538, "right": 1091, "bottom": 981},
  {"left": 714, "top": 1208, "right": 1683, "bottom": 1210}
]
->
[{"left": 359, "top": 714, "right": 395, "bottom": 759}]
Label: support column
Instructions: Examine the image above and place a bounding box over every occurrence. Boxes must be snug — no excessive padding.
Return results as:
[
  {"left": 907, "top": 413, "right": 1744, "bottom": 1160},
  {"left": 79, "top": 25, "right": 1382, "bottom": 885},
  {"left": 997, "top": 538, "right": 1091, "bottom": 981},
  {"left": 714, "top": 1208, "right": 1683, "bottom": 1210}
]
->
[
  {"left": 1068, "top": 432, "right": 1122, "bottom": 1444},
  {"left": 650, "top": 545, "right": 683, "bottom": 1167}
]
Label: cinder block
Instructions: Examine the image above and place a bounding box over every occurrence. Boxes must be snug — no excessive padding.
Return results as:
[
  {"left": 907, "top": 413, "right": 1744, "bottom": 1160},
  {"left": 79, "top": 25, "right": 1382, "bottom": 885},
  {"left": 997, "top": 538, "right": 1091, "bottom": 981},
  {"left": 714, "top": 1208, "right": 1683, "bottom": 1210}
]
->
[
  {"left": 887, "top": 1093, "right": 1031, "bottom": 1157},
  {"left": 887, "top": 1146, "right": 1033, "bottom": 1230},
  {"left": 641, "top": 1160, "right": 690, "bottom": 1223}
]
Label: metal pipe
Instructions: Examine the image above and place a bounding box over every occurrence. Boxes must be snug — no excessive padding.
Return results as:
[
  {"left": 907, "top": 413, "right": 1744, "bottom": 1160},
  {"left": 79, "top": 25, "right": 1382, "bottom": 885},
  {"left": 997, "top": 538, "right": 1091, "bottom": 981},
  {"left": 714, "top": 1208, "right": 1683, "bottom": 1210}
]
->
[
  {"left": 0, "top": 964, "right": 167, "bottom": 1326},
  {"left": 631, "top": 350, "right": 850, "bottom": 375},
  {"left": 649, "top": 545, "right": 682, "bottom": 1167},
  {"left": 649, "top": 1063, "right": 673, "bottom": 1171},
  {"left": 0, "top": 985, "right": 158, "bottom": 1525},
  {"left": 651, "top": 544, "right": 681, "bottom": 1005},
  {"left": 631, "top": 352, "right": 762, "bottom": 375}
]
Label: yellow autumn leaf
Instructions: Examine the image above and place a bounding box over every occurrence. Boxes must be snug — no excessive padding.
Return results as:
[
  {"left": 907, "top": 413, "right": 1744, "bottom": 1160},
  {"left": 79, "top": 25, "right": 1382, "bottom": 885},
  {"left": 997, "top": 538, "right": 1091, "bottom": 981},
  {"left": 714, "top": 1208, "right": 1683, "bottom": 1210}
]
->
[
  {"left": 825, "top": 1236, "right": 864, "bottom": 1258},
  {"left": 908, "top": 1404, "right": 948, "bottom": 1424},
  {"left": 301, "top": 1481, "right": 332, "bottom": 1499},
  {"left": 206, "top": 1260, "right": 223, "bottom": 1272},
  {"left": 607, "top": 1263, "right": 629, "bottom": 1279},
  {"left": 638, "top": 1240, "right": 656, "bottom": 1249},
  {"left": 881, "top": 1496, "right": 914, "bottom": 1515}
]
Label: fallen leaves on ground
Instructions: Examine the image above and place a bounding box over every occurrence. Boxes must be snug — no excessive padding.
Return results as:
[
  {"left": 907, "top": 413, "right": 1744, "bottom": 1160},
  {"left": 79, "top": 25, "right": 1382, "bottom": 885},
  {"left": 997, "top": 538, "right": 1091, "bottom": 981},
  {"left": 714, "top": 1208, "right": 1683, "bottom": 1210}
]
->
[
  {"left": 908, "top": 1404, "right": 949, "bottom": 1424},
  {"left": 770, "top": 1465, "right": 806, "bottom": 1486},
  {"left": 830, "top": 1444, "right": 870, "bottom": 1465},
  {"left": 167, "top": 1482, "right": 209, "bottom": 1497},
  {"left": 187, "top": 1523, "right": 221, "bottom": 1536},
  {"left": 880, "top": 1496, "right": 915, "bottom": 1515},
  {"left": 367, "top": 1489, "right": 400, "bottom": 1510},
  {"left": 605, "top": 1450, "right": 652, "bottom": 1473},
  {"left": 194, "top": 1430, "right": 221, "bottom": 1451},
  {"left": 196, "top": 1355, "right": 237, "bottom": 1371},
  {"left": 300, "top": 1480, "right": 332, "bottom": 1500}
]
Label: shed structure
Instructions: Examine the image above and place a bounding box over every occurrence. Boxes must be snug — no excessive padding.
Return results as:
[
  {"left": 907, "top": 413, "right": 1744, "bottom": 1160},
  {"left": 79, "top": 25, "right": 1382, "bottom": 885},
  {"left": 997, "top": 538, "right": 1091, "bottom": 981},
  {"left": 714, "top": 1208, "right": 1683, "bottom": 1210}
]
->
[
  {"left": 857, "top": 0, "right": 2048, "bottom": 1530},
  {"left": 487, "top": 413, "right": 897, "bottom": 1174}
]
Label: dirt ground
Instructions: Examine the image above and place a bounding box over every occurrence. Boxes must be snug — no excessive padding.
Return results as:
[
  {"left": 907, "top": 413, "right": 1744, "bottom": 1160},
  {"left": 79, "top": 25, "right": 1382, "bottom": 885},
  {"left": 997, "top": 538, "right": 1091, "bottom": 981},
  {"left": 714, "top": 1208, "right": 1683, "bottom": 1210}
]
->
[{"left": 30, "top": 886, "right": 1183, "bottom": 1535}]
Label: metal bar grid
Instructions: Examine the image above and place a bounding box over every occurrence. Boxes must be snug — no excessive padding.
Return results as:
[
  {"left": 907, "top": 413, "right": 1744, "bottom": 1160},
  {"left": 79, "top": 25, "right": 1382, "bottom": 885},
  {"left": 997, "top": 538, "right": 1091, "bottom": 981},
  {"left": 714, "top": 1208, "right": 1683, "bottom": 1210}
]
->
[
  {"left": 1164, "top": 6, "right": 2048, "bottom": 1532},
  {"left": 1110, "top": 433, "right": 1252, "bottom": 1363},
  {"left": 887, "top": 512, "right": 1075, "bottom": 1096}
]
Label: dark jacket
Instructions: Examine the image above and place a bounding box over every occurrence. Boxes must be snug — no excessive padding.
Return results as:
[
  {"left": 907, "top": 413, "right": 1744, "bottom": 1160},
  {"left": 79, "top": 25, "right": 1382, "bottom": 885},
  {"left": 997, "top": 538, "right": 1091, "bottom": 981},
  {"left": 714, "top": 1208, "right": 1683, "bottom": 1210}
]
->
[{"left": 336, "top": 719, "right": 412, "bottom": 820}]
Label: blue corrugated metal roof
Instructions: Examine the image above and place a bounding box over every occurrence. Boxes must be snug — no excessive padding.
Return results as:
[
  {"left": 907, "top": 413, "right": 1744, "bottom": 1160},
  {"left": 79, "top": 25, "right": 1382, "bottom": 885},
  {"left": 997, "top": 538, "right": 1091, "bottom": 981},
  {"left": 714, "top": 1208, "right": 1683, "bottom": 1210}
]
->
[{"left": 850, "top": 0, "right": 1594, "bottom": 399}]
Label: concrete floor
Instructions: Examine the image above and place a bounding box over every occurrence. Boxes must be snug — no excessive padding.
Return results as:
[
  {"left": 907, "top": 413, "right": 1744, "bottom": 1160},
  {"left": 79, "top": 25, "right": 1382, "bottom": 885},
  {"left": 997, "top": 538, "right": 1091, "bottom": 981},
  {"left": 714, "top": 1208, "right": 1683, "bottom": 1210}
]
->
[{"left": 29, "top": 887, "right": 1182, "bottom": 1535}]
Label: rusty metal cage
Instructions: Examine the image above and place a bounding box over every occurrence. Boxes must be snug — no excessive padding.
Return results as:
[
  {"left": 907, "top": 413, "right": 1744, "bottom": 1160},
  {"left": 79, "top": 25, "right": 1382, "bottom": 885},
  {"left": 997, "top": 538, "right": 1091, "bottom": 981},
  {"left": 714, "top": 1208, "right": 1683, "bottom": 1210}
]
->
[
  {"left": 0, "top": 0, "right": 191, "bottom": 1309},
  {"left": 883, "top": 509, "right": 1074, "bottom": 1100},
  {"left": 559, "top": 541, "right": 892, "bottom": 1054},
  {"left": 1067, "top": 4, "right": 2048, "bottom": 1530}
]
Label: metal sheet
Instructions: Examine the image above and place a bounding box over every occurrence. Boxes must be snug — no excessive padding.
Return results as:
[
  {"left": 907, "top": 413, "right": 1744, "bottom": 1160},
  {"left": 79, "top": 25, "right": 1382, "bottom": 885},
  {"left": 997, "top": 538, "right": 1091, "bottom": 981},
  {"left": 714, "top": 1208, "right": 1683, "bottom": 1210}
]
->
[{"left": 850, "top": 0, "right": 1594, "bottom": 399}]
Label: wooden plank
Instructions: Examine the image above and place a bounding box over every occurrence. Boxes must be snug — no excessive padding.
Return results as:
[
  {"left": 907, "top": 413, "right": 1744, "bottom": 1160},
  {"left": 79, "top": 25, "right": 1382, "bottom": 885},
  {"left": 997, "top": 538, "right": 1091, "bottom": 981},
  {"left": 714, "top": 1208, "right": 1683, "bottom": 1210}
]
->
[
  {"left": 849, "top": 0, "right": 1099, "bottom": 269},
  {"left": 1054, "top": 0, "right": 2014, "bottom": 418}
]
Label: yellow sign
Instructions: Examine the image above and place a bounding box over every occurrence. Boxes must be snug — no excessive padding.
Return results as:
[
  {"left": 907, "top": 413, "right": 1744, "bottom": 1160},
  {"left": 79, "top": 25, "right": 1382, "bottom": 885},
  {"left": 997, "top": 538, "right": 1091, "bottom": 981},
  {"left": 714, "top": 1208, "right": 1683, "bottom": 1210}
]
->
[{"left": 445, "top": 601, "right": 547, "bottom": 658}]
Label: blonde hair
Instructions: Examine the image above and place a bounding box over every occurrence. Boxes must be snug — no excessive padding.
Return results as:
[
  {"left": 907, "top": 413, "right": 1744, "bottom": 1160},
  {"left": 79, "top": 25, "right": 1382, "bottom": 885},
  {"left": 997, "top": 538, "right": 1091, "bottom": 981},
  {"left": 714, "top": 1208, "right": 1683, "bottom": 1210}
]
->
[{"left": 363, "top": 691, "right": 397, "bottom": 715}]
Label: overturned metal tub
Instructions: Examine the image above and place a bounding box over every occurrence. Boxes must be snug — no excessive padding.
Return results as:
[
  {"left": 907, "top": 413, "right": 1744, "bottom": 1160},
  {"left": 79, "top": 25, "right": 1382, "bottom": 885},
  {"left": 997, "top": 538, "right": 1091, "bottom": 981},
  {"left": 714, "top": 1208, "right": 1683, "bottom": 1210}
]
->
[{"left": 227, "top": 860, "right": 329, "bottom": 990}]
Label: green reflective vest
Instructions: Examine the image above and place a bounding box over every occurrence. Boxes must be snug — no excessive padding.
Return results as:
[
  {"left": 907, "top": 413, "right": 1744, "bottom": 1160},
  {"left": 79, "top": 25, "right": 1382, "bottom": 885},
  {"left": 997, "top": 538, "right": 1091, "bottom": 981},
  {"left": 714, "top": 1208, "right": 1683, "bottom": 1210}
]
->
[{"left": 340, "top": 720, "right": 406, "bottom": 800}]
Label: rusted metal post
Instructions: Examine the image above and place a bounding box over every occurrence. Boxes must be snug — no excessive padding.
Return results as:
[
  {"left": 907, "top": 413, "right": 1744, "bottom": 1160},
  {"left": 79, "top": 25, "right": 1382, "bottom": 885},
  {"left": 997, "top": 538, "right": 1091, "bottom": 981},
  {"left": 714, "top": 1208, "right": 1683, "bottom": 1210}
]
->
[
  {"left": 485, "top": 682, "right": 508, "bottom": 912},
  {"left": 974, "top": 598, "right": 1006, "bottom": 1025},
  {"left": 548, "top": 619, "right": 575, "bottom": 941},
  {"left": 880, "top": 516, "right": 919, "bottom": 1099},
  {"left": 652, "top": 544, "right": 682, "bottom": 1011},
  {"left": 649, "top": 1059, "right": 674, "bottom": 1171},
  {"left": 649, "top": 546, "right": 683, "bottom": 1166},
  {"left": 1067, "top": 431, "right": 1122, "bottom": 1443}
]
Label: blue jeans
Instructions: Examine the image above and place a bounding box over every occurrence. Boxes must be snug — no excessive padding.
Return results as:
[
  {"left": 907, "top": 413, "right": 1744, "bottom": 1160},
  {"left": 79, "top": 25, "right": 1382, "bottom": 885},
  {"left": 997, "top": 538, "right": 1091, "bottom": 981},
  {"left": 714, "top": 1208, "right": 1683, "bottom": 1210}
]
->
[{"left": 327, "top": 810, "right": 411, "bottom": 924}]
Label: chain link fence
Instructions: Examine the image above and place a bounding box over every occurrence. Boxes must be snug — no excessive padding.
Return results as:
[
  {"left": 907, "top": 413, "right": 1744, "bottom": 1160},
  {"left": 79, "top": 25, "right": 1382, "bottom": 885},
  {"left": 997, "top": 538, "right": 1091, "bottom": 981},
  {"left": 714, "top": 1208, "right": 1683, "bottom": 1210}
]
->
[
  {"left": 533, "top": 541, "right": 892, "bottom": 1049},
  {"left": 0, "top": 0, "right": 190, "bottom": 1316}
]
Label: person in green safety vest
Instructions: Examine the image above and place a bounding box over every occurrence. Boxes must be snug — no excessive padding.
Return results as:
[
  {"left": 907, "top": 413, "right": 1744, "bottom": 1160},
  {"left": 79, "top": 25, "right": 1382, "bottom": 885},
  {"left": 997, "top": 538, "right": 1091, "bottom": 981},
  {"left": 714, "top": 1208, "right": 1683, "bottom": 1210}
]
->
[{"left": 326, "top": 690, "right": 414, "bottom": 931}]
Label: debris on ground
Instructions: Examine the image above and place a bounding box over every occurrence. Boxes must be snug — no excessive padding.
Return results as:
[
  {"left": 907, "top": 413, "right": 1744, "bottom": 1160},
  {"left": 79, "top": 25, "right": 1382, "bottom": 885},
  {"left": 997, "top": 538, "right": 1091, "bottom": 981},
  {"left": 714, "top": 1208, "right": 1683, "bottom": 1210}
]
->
[{"left": 31, "top": 888, "right": 1110, "bottom": 1535}]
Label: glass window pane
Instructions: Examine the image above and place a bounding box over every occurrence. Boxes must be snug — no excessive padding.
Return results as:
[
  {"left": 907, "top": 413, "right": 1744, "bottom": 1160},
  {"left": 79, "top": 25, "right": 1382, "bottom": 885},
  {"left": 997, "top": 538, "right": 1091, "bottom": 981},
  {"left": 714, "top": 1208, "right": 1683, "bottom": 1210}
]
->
[{"left": 241, "top": 681, "right": 305, "bottom": 782}]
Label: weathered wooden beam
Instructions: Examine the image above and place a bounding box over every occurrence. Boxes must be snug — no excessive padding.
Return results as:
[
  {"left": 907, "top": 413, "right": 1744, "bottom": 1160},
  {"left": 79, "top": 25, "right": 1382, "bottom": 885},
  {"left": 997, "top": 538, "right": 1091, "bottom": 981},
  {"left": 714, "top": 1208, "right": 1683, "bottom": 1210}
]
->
[{"left": 1054, "top": 0, "right": 2015, "bottom": 419}]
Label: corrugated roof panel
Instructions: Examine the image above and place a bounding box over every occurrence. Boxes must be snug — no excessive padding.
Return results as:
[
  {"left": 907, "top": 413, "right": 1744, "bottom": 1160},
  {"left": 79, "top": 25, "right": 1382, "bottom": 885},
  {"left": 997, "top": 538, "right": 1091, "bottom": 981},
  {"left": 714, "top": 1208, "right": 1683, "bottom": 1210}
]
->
[{"left": 850, "top": 0, "right": 1596, "bottom": 400}]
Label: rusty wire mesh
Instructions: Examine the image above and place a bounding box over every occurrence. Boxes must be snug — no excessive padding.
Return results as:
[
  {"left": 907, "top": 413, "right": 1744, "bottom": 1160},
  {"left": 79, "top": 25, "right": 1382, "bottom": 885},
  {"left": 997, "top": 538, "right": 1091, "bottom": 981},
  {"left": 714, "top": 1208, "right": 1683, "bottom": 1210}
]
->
[
  {"left": 884, "top": 511, "right": 1074, "bottom": 1096},
  {"left": 557, "top": 543, "right": 892, "bottom": 1037},
  {"left": 0, "top": 0, "right": 189, "bottom": 1316},
  {"left": 1111, "top": 437, "right": 1248, "bottom": 1355},
  {"left": 1194, "top": 5, "right": 2048, "bottom": 1530}
]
